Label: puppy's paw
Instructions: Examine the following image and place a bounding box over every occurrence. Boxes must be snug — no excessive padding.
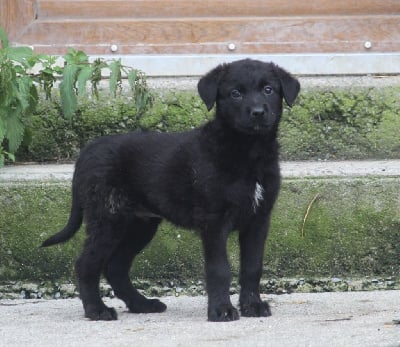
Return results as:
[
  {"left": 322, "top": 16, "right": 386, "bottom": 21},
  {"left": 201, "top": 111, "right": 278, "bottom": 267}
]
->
[
  {"left": 240, "top": 300, "right": 271, "bottom": 317},
  {"left": 129, "top": 298, "right": 167, "bottom": 313},
  {"left": 148, "top": 299, "right": 167, "bottom": 313},
  {"left": 85, "top": 306, "right": 118, "bottom": 321},
  {"left": 208, "top": 304, "right": 240, "bottom": 322}
]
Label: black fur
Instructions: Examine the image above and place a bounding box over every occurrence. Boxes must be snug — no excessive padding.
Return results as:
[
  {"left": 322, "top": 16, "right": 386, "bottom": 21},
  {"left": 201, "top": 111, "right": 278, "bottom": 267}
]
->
[{"left": 41, "top": 59, "right": 300, "bottom": 321}]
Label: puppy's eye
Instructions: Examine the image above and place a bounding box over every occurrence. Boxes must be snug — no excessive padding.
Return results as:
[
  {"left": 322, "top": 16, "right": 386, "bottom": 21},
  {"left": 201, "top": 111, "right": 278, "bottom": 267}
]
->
[
  {"left": 263, "top": 86, "right": 273, "bottom": 95},
  {"left": 231, "top": 89, "right": 242, "bottom": 99}
]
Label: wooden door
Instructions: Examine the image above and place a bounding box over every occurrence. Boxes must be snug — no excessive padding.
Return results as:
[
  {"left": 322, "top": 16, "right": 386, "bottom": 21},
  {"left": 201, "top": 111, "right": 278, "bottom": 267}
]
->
[{"left": 1, "top": 0, "right": 399, "bottom": 55}]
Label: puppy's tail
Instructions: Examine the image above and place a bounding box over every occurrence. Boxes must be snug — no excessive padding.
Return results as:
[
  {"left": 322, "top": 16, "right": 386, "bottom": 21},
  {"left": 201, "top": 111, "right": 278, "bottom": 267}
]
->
[{"left": 41, "top": 187, "right": 83, "bottom": 248}]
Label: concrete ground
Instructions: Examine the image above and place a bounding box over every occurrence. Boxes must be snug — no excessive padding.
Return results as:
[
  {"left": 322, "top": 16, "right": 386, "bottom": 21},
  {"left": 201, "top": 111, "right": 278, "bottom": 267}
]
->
[{"left": 1, "top": 291, "right": 399, "bottom": 346}]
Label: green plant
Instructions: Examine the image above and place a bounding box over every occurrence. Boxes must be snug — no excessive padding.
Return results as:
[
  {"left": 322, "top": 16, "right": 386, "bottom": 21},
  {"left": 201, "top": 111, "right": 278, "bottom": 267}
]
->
[
  {"left": 0, "top": 27, "right": 39, "bottom": 166},
  {"left": 0, "top": 27, "right": 153, "bottom": 166},
  {"left": 60, "top": 48, "right": 153, "bottom": 119}
]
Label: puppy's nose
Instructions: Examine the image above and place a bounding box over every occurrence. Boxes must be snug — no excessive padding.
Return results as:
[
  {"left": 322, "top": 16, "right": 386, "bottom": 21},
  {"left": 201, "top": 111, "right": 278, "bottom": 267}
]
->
[{"left": 251, "top": 107, "right": 265, "bottom": 118}]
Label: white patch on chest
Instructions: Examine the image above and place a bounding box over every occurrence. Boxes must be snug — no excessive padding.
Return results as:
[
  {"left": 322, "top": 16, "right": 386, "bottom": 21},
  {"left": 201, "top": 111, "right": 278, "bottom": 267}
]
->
[{"left": 253, "top": 182, "right": 264, "bottom": 213}]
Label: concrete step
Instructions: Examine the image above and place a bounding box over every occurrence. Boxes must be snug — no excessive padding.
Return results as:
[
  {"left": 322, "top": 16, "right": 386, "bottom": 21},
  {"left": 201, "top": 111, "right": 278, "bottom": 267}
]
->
[
  {"left": 0, "top": 160, "right": 399, "bottom": 283},
  {"left": 1, "top": 160, "right": 400, "bottom": 181}
]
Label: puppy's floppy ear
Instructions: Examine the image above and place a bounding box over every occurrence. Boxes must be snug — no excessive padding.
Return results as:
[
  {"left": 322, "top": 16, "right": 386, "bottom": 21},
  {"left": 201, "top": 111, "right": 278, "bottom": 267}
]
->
[
  {"left": 274, "top": 65, "right": 300, "bottom": 107},
  {"left": 197, "top": 64, "right": 226, "bottom": 111}
]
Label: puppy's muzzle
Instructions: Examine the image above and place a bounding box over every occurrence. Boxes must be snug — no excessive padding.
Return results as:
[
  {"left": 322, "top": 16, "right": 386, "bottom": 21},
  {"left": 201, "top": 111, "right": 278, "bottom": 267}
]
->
[
  {"left": 250, "top": 107, "right": 266, "bottom": 120},
  {"left": 249, "top": 105, "right": 272, "bottom": 131}
]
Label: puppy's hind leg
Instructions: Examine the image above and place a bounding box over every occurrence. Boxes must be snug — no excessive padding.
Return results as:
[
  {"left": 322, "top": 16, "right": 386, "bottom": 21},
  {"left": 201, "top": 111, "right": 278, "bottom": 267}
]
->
[
  {"left": 75, "top": 222, "right": 120, "bottom": 320},
  {"left": 103, "top": 217, "right": 167, "bottom": 314}
]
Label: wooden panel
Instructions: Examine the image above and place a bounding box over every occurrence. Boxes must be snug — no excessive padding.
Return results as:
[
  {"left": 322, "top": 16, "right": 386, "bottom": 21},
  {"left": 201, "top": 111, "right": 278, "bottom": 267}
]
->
[
  {"left": 1, "top": 0, "right": 400, "bottom": 55},
  {"left": 0, "top": 0, "right": 36, "bottom": 41},
  {"left": 38, "top": 0, "right": 400, "bottom": 18},
  {"left": 19, "top": 16, "right": 400, "bottom": 55}
]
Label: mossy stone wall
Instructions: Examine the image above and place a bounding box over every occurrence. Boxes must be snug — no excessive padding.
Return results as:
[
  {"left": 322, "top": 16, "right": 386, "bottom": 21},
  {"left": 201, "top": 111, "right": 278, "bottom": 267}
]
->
[{"left": 1, "top": 177, "right": 399, "bottom": 283}]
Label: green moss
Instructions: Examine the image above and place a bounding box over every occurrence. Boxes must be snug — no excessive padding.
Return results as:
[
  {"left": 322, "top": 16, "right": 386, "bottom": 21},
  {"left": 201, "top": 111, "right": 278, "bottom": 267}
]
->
[
  {"left": 1, "top": 177, "right": 399, "bottom": 283},
  {"left": 0, "top": 182, "right": 84, "bottom": 281},
  {"left": 265, "top": 178, "right": 400, "bottom": 277},
  {"left": 279, "top": 87, "right": 400, "bottom": 160},
  {"left": 139, "top": 92, "right": 210, "bottom": 132},
  {"left": 132, "top": 222, "right": 203, "bottom": 281},
  {"left": 15, "top": 87, "right": 400, "bottom": 162},
  {"left": 0, "top": 181, "right": 204, "bottom": 282}
]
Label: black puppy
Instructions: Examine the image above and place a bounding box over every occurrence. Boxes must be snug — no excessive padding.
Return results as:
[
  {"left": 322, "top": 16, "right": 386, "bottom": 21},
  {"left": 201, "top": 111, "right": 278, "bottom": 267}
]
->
[{"left": 41, "top": 59, "right": 300, "bottom": 322}]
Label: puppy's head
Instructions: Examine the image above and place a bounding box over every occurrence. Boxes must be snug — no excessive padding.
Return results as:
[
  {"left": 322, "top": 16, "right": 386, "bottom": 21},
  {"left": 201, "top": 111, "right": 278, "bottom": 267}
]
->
[{"left": 198, "top": 59, "right": 300, "bottom": 135}]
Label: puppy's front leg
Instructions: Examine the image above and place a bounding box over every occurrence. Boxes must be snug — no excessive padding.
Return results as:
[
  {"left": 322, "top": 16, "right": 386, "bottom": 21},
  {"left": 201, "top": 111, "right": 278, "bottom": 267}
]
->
[
  {"left": 239, "top": 220, "right": 272, "bottom": 317},
  {"left": 201, "top": 230, "right": 239, "bottom": 322}
]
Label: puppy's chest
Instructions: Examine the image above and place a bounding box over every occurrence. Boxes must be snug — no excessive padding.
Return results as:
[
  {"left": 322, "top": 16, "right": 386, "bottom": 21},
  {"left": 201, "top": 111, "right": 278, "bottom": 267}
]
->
[
  {"left": 223, "top": 179, "right": 266, "bottom": 214},
  {"left": 252, "top": 182, "right": 265, "bottom": 212},
  {"left": 245, "top": 181, "right": 266, "bottom": 214}
]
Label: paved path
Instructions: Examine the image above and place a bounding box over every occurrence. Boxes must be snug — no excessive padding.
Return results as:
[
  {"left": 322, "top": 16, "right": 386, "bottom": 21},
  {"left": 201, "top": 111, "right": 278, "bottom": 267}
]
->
[
  {"left": 1, "top": 160, "right": 400, "bottom": 181},
  {"left": 1, "top": 291, "right": 399, "bottom": 346}
]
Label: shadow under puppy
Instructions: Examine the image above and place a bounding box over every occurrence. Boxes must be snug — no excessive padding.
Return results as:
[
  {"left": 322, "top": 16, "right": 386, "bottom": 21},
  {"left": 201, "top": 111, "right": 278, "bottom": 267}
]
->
[{"left": 41, "top": 59, "right": 300, "bottom": 322}]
